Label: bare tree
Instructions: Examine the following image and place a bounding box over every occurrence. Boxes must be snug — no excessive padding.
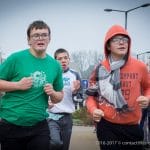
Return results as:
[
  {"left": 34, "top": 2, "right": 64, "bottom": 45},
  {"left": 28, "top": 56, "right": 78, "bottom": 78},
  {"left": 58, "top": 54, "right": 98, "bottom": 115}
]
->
[{"left": 70, "top": 50, "right": 103, "bottom": 78}]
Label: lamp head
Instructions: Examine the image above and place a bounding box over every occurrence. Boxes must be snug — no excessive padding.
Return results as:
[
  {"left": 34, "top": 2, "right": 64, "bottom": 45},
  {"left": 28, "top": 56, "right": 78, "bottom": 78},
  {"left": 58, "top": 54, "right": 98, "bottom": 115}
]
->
[
  {"left": 104, "top": 9, "right": 112, "bottom": 12},
  {"left": 140, "top": 3, "right": 150, "bottom": 7}
]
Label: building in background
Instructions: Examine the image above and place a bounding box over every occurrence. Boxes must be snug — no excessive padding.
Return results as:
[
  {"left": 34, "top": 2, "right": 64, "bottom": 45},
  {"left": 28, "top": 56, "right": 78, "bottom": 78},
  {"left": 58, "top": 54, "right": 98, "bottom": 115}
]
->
[{"left": 137, "top": 51, "right": 150, "bottom": 72}]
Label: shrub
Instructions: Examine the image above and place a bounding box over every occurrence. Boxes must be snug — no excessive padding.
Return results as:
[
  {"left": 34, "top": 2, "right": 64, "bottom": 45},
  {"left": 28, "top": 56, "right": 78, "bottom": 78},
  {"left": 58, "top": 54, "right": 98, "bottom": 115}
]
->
[{"left": 72, "top": 107, "right": 94, "bottom": 126}]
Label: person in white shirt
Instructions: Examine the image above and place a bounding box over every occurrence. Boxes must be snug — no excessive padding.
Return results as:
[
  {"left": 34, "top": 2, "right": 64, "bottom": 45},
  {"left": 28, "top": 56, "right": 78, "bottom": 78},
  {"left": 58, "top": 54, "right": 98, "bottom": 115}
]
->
[{"left": 47, "top": 48, "right": 83, "bottom": 150}]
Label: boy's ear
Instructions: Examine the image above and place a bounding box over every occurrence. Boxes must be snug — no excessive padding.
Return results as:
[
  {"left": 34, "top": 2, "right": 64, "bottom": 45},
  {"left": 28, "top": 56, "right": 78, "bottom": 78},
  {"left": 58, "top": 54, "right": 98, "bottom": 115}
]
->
[
  {"left": 106, "top": 44, "right": 110, "bottom": 51},
  {"left": 27, "top": 37, "right": 32, "bottom": 46}
]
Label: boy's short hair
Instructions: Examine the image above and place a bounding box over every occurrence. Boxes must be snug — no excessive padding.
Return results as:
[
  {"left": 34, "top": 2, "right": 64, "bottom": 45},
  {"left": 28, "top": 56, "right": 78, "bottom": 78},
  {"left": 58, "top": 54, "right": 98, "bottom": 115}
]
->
[
  {"left": 54, "top": 48, "right": 69, "bottom": 59},
  {"left": 27, "top": 20, "right": 51, "bottom": 38}
]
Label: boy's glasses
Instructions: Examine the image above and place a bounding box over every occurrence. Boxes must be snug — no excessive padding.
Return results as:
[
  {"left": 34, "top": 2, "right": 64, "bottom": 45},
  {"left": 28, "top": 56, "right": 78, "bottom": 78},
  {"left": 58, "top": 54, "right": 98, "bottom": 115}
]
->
[
  {"left": 31, "top": 33, "right": 49, "bottom": 40},
  {"left": 111, "top": 37, "right": 129, "bottom": 44}
]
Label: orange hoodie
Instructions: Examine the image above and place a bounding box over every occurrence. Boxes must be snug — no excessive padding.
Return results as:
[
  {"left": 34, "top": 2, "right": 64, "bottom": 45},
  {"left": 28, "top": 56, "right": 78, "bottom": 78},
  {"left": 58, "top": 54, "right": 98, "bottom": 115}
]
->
[{"left": 86, "top": 25, "right": 150, "bottom": 124}]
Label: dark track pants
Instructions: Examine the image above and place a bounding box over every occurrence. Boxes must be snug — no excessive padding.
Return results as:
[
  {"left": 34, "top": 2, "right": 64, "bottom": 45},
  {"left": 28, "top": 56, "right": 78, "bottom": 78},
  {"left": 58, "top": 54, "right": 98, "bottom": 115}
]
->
[
  {"left": 0, "top": 119, "right": 50, "bottom": 150},
  {"left": 96, "top": 118, "right": 144, "bottom": 150}
]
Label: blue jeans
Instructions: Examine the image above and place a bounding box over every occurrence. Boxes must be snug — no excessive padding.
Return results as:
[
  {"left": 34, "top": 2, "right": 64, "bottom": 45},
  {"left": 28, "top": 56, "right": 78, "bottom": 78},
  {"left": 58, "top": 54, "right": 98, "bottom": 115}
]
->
[
  {"left": 48, "top": 114, "right": 73, "bottom": 150},
  {"left": 0, "top": 119, "right": 50, "bottom": 150}
]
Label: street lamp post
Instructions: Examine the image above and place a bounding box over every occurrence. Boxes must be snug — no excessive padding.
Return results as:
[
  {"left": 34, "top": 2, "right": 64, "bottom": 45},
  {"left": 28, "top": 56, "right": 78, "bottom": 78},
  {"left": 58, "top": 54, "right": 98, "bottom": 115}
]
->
[{"left": 104, "top": 3, "right": 150, "bottom": 29}]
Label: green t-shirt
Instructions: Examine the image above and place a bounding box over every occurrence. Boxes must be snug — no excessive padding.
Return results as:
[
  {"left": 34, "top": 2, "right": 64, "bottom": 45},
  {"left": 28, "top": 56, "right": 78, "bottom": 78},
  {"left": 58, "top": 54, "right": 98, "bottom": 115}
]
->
[{"left": 0, "top": 49, "right": 63, "bottom": 126}]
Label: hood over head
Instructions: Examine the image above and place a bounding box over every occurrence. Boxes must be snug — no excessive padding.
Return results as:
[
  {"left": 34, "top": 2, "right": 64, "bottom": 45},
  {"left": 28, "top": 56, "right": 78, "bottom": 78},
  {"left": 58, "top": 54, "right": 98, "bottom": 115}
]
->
[{"left": 104, "top": 24, "right": 131, "bottom": 60}]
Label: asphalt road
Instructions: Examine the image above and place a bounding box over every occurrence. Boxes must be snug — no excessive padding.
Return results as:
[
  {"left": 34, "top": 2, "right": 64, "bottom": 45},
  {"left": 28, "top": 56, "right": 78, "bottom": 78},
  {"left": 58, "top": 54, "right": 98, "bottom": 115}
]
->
[{"left": 69, "top": 125, "right": 99, "bottom": 150}]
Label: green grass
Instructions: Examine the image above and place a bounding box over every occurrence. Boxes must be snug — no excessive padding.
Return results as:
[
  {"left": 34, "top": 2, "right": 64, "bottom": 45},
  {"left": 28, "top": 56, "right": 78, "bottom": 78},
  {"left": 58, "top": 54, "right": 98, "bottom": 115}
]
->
[{"left": 72, "top": 107, "right": 94, "bottom": 126}]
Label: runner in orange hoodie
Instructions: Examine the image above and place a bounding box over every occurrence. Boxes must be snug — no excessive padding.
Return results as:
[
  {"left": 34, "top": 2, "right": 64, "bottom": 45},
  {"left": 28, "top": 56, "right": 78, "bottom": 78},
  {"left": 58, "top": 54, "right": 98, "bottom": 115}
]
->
[{"left": 86, "top": 24, "right": 150, "bottom": 150}]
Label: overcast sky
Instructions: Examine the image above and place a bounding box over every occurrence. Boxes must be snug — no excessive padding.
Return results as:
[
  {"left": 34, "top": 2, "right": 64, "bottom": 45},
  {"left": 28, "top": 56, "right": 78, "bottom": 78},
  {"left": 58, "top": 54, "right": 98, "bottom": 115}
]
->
[{"left": 0, "top": 0, "right": 150, "bottom": 58}]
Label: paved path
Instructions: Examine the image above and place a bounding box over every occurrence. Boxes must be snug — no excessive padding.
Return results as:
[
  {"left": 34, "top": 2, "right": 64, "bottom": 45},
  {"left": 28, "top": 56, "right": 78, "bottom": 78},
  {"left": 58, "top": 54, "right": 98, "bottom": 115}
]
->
[{"left": 69, "top": 126, "right": 99, "bottom": 150}]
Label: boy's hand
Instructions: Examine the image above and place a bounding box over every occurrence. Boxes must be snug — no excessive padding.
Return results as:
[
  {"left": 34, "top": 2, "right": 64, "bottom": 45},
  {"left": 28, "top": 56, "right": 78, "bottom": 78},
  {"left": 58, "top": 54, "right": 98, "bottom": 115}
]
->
[
  {"left": 93, "top": 109, "right": 104, "bottom": 122},
  {"left": 137, "top": 96, "right": 150, "bottom": 108}
]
